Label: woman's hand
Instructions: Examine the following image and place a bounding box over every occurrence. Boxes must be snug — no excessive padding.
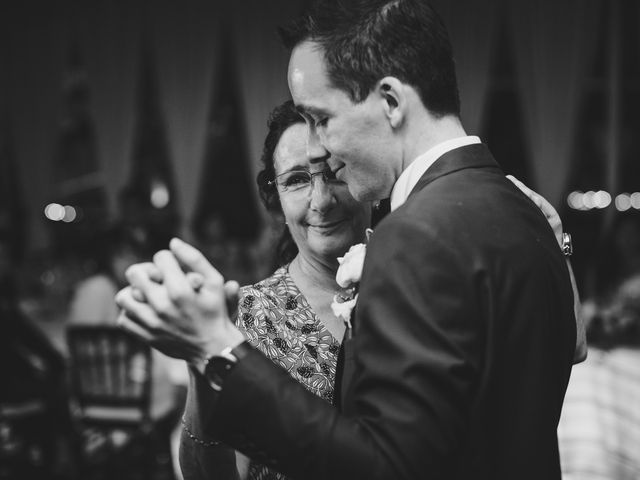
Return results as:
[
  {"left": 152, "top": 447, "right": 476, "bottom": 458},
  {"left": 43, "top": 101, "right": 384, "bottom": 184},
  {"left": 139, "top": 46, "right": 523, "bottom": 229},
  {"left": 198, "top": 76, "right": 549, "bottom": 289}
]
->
[
  {"left": 507, "top": 175, "right": 563, "bottom": 246},
  {"left": 116, "top": 238, "right": 245, "bottom": 370},
  {"left": 507, "top": 175, "right": 587, "bottom": 363}
]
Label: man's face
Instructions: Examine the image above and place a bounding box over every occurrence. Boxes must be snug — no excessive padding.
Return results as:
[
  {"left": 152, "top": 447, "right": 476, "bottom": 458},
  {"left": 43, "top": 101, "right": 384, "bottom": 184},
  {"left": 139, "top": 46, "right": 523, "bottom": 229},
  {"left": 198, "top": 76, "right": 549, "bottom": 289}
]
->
[{"left": 287, "top": 41, "right": 401, "bottom": 202}]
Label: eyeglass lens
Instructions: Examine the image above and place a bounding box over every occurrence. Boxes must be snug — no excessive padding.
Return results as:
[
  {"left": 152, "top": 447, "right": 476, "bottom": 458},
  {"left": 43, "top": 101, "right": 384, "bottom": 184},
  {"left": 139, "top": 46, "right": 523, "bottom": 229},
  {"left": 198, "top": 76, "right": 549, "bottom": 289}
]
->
[{"left": 275, "top": 169, "right": 340, "bottom": 192}]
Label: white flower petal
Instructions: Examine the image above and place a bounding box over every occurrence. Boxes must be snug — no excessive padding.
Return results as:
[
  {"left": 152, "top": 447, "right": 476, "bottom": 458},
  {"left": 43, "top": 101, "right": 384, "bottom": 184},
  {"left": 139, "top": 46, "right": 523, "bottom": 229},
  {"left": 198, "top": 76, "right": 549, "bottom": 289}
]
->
[
  {"left": 335, "top": 243, "right": 367, "bottom": 288},
  {"left": 331, "top": 294, "right": 358, "bottom": 329}
]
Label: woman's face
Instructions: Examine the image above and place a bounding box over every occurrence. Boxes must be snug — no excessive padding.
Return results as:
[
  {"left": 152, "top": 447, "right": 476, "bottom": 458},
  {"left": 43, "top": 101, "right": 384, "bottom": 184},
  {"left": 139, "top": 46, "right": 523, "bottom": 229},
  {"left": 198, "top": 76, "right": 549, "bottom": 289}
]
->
[{"left": 274, "top": 123, "right": 371, "bottom": 265}]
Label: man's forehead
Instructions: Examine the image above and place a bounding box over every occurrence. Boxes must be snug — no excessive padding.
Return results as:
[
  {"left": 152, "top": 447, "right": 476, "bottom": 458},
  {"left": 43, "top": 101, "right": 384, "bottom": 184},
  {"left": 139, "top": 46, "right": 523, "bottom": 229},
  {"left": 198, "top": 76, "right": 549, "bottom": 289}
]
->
[
  {"left": 288, "top": 41, "right": 328, "bottom": 94},
  {"left": 289, "top": 40, "right": 325, "bottom": 68}
]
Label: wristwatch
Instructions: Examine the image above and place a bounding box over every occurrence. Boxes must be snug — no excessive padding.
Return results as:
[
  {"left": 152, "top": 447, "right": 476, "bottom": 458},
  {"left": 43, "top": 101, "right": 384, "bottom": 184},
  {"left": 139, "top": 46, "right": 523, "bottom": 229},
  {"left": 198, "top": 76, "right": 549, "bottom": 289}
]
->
[{"left": 203, "top": 341, "right": 251, "bottom": 391}]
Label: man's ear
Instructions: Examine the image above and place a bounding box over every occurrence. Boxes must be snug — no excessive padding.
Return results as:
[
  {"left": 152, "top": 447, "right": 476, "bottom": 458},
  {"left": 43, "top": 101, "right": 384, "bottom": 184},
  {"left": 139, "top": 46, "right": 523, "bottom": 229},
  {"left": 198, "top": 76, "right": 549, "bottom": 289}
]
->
[{"left": 378, "top": 77, "right": 404, "bottom": 129}]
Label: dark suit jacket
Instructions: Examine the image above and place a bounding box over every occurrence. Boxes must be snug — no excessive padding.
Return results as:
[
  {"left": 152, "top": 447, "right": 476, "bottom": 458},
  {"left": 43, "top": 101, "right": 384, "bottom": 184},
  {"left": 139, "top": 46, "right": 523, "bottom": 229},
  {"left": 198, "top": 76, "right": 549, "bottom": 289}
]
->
[{"left": 184, "top": 144, "right": 576, "bottom": 480}]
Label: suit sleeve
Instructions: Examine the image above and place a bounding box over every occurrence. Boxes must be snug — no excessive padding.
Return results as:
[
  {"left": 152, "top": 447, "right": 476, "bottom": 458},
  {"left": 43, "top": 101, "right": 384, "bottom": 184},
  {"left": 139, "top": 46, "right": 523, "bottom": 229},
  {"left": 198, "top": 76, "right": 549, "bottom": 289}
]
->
[
  {"left": 179, "top": 368, "right": 241, "bottom": 480},
  {"left": 196, "top": 215, "right": 482, "bottom": 480}
]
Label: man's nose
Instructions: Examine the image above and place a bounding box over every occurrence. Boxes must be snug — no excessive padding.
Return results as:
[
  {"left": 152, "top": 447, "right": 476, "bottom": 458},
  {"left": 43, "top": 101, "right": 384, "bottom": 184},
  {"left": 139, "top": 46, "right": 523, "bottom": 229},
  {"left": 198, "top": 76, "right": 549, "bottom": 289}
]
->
[
  {"left": 309, "top": 175, "right": 335, "bottom": 213},
  {"left": 306, "top": 126, "right": 329, "bottom": 161}
]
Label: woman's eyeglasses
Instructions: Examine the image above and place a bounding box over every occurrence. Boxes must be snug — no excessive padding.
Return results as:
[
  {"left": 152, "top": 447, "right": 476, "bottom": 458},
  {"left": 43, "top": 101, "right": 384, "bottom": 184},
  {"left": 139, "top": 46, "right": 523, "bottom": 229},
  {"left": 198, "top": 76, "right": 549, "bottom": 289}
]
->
[{"left": 268, "top": 169, "right": 343, "bottom": 193}]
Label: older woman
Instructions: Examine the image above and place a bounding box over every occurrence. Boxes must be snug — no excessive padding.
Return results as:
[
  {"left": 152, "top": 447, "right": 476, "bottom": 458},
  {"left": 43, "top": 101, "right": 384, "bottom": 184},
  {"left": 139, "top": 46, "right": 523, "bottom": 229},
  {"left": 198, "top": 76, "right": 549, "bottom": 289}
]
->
[
  {"left": 117, "top": 101, "right": 583, "bottom": 480},
  {"left": 185, "top": 100, "right": 370, "bottom": 480}
]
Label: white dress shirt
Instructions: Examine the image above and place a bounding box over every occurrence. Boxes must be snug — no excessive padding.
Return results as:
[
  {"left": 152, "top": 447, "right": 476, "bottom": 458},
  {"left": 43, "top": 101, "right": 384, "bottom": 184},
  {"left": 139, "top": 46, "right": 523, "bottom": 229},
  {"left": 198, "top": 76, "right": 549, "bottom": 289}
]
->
[{"left": 389, "top": 136, "right": 481, "bottom": 211}]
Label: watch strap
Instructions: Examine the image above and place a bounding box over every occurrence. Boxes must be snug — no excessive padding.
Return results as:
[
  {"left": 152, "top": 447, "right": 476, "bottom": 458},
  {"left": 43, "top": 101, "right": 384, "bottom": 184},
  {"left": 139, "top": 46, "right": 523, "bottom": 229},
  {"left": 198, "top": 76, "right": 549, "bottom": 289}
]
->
[
  {"left": 230, "top": 340, "right": 252, "bottom": 361},
  {"left": 204, "top": 341, "right": 252, "bottom": 391}
]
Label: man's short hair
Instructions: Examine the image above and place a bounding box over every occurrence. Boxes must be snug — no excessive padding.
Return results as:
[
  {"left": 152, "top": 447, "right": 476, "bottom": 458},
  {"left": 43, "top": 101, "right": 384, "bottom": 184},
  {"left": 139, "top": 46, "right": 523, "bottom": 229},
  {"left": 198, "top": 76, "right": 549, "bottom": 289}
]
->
[{"left": 280, "top": 0, "right": 460, "bottom": 117}]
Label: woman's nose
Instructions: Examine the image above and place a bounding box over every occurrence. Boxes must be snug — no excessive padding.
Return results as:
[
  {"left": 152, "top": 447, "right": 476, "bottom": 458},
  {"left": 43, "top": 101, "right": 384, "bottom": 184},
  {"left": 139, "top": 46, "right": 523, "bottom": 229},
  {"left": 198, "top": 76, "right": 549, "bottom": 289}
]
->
[{"left": 309, "top": 176, "right": 336, "bottom": 213}]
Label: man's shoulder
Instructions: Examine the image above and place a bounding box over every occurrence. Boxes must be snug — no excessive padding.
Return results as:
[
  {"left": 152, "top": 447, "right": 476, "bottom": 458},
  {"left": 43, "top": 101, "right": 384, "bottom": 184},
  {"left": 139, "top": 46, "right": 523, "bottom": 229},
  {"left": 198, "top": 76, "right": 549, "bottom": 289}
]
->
[
  {"left": 369, "top": 170, "right": 559, "bottom": 267},
  {"left": 397, "top": 167, "right": 546, "bottom": 230},
  {"left": 373, "top": 169, "right": 506, "bottom": 238}
]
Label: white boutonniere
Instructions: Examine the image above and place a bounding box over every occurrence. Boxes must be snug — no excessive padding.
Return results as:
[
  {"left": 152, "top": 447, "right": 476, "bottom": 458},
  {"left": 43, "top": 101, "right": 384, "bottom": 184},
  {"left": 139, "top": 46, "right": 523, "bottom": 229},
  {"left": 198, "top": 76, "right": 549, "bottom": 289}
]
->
[{"left": 331, "top": 229, "right": 372, "bottom": 331}]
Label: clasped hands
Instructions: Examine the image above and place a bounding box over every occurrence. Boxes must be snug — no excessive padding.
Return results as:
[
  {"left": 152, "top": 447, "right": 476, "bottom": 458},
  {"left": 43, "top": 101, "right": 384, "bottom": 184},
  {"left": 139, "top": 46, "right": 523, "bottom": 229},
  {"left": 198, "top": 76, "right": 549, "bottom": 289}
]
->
[{"left": 115, "top": 238, "right": 246, "bottom": 371}]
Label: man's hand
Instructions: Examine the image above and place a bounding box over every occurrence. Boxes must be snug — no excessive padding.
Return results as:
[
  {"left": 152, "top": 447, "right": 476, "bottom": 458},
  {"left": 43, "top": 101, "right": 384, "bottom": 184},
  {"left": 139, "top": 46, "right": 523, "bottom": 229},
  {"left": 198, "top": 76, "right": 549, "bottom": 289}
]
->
[{"left": 116, "top": 238, "right": 245, "bottom": 370}]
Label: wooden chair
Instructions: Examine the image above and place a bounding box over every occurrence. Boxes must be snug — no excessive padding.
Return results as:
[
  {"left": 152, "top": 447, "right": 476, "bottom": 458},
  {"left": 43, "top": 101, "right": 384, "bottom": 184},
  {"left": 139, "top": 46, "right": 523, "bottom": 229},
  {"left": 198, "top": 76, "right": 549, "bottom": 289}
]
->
[{"left": 66, "top": 325, "right": 180, "bottom": 480}]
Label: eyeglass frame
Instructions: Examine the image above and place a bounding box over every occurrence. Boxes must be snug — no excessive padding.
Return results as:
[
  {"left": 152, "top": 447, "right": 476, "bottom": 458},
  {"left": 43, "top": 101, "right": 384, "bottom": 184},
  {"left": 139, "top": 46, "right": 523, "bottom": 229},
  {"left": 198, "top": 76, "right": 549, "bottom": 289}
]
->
[{"left": 267, "top": 168, "right": 343, "bottom": 193}]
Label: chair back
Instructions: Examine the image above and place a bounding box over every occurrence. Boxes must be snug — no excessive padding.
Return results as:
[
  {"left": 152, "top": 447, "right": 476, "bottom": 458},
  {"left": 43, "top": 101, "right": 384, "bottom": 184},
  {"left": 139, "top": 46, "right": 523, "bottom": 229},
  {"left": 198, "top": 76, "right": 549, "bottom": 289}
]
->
[{"left": 66, "top": 325, "right": 152, "bottom": 423}]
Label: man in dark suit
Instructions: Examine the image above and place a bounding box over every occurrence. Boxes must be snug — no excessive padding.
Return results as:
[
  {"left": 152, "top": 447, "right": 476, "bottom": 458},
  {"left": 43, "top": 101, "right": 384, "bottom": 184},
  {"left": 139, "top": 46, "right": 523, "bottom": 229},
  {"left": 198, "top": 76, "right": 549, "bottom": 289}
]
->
[{"left": 117, "top": 1, "right": 579, "bottom": 478}]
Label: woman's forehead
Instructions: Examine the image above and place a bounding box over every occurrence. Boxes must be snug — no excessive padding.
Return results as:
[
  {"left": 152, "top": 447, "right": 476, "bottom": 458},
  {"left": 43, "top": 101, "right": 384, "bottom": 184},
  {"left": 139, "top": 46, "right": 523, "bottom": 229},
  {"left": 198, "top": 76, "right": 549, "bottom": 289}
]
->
[
  {"left": 274, "top": 124, "right": 306, "bottom": 169},
  {"left": 274, "top": 124, "right": 327, "bottom": 173}
]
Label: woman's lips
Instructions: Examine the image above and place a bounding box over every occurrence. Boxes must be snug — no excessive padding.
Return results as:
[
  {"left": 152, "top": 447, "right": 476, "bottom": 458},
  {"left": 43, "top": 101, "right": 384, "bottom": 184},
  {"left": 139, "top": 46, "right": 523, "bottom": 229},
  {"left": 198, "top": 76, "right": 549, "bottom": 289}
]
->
[{"left": 308, "top": 219, "right": 346, "bottom": 230}]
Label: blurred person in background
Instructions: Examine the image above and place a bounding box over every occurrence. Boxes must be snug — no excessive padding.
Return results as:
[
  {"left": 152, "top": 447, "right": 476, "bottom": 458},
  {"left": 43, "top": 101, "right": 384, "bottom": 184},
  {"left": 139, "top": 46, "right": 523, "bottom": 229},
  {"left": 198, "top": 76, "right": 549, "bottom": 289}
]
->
[
  {"left": 68, "top": 223, "right": 188, "bottom": 389},
  {"left": 68, "top": 224, "right": 147, "bottom": 326},
  {"left": 592, "top": 213, "right": 640, "bottom": 298},
  {"left": 558, "top": 274, "right": 640, "bottom": 479},
  {"left": 67, "top": 223, "right": 188, "bottom": 477}
]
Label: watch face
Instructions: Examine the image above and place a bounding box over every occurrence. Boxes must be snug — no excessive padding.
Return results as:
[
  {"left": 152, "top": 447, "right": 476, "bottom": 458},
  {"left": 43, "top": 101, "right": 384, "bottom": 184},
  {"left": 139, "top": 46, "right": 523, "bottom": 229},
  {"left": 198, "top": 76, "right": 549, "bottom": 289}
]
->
[{"left": 204, "top": 356, "right": 236, "bottom": 390}]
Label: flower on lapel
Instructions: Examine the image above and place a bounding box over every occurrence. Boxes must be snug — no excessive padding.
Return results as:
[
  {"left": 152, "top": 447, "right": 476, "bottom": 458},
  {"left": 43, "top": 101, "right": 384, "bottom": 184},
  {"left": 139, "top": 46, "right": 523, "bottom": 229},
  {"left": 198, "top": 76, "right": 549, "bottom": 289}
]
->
[
  {"left": 331, "top": 229, "right": 372, "bottom": 330},
  {"left": 336, "top": 243, "right": 367, "bottom": 289},
  {"left": 331, "top": 294, "right": 358, "bottom": 328}
]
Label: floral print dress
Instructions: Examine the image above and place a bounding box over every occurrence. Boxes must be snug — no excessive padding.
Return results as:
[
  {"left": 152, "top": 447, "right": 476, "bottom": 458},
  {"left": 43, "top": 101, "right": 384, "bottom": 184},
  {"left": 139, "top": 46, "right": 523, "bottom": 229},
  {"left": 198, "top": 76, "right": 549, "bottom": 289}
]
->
[{"left": 236, "top": 265, "right": 341, "bottom": 480}]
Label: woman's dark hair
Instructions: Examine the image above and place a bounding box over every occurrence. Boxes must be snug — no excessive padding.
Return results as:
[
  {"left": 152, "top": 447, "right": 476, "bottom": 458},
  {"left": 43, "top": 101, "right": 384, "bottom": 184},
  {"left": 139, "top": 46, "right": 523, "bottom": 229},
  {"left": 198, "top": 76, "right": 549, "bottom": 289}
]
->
[{"left": 257, "top": 100, "right": 305, "bottom": 266}]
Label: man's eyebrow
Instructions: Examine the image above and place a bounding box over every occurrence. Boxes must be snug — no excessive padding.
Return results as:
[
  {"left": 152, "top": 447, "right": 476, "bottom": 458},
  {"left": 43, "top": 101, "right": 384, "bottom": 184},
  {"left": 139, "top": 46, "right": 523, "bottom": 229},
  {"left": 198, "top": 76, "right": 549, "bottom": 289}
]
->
[{"left": 295, "top": 104, "right": 326, "bottom": 117}]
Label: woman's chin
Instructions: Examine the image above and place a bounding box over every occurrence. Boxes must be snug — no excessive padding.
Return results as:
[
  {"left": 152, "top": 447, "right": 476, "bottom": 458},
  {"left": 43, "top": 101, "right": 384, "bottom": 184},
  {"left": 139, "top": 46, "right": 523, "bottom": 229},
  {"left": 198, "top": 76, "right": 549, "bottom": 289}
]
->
[{"left": 309, "top": 237, "right": 357, "bottom": 262}]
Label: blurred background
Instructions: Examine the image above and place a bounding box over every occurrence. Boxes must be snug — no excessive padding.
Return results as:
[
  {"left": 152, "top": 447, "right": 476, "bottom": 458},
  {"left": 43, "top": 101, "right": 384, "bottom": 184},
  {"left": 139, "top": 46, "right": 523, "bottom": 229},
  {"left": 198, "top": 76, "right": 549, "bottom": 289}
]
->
[{"left": 1, "top": 0, "right": 639, "bottom": 478}]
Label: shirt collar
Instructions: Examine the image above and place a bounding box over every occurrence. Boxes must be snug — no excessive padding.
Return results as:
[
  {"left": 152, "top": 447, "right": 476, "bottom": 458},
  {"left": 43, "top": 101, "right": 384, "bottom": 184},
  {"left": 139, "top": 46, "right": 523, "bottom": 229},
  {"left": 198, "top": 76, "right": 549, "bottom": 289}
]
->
[{"left": 389, "top": 136, "right": 481, "bottom": 211}]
